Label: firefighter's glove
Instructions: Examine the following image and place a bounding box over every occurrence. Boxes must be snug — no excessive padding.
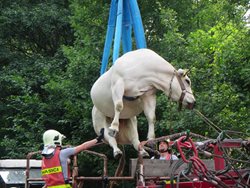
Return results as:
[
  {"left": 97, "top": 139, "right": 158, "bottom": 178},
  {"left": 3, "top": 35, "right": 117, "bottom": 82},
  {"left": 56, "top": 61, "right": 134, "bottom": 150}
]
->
[{"left": 96, "top": 128, "right": 104, "bottom": 143}]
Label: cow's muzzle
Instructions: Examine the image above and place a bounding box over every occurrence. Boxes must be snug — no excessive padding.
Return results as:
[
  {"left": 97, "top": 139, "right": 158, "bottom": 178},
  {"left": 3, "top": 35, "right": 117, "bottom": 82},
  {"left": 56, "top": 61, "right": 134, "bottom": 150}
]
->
[{"left": 186, "top": 101, "right": 196, "bottom": 109}]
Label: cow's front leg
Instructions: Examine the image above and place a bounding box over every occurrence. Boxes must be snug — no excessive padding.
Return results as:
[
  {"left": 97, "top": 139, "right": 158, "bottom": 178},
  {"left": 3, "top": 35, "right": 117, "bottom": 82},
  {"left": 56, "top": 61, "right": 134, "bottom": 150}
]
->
[
  {"left": 141, "top": 93, "right": 156, "bottom": 140},
  {"left": 109, "top": 78, "right": 125, "bottom": 137}
]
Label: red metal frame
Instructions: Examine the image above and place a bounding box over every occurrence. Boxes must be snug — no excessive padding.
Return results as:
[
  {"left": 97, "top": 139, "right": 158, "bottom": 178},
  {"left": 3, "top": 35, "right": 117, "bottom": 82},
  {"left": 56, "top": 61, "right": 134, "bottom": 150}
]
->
[
  {"left": 25, "top": 134, "right": 249, "bottom": 188},
  {"left": 137, "top": 135, "right": 249, "bottom": 188},
  {"left": 213, "top": 144, "right": 225, "bottom": 171}
]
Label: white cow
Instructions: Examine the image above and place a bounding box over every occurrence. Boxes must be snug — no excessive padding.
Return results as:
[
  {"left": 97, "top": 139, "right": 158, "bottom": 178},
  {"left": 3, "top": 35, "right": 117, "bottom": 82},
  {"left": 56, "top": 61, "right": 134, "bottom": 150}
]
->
[{"left": 91, "top": 49, "right": 195, "bottom": 158}]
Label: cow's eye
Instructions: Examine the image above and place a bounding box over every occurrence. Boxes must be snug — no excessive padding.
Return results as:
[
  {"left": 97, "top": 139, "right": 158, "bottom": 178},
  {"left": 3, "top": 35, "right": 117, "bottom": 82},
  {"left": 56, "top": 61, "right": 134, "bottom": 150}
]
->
[{"left": 185, "top": 79, "right": 190, "bottom": 85}]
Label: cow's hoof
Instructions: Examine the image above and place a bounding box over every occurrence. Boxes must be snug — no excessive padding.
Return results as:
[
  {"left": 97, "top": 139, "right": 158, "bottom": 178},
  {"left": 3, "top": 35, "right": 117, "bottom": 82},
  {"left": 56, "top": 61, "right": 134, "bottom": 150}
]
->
[
  {"left": 146, "top": 140, "right": 157, "bottom": 150},
  {"left": 108, "top": 128, "right": 118, "bottom": 138},
  {"left": 114, "top": 150, "right": 123, "bottom": 159},
  {"left": 140, "top": 150, "right": 150, "bottom": 158}
]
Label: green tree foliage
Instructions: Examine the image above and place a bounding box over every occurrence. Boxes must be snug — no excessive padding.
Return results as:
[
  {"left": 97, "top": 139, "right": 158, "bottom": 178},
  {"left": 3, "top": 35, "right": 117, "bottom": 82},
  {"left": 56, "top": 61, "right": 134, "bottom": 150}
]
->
[
  {"left": 185, "top": 21, "right": 249, "bottom": 135},
  {"left": 0, "top": 0, "right": 249, "bottom": 186},
  {"left": 148, "top": 0, "right": 250, "bottom": 139},
  {"left": 0, "top": 0, "right": 73, "bottom": 157}
]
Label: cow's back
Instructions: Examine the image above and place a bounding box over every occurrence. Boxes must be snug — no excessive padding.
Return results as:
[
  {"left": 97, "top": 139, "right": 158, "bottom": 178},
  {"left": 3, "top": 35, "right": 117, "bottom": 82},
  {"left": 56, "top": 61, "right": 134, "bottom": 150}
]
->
[
  {"left": 113, "top": 49, "right": 170, "bottom": 77},
  {"left": 91, "top": 68, "right": 143, "bottom": 118}
]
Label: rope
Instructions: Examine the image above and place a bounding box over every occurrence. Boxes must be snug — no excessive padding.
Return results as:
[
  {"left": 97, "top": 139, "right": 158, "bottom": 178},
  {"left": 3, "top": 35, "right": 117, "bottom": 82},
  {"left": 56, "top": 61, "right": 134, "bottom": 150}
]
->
[
  {"left": 193, "top": 109, "right": 232, "bottom": 139},
  {"left": 169, "top": 159, "right": 185, "bottom": 188},
  {"left": 193, "top": 109, "right": 222, "bottom": 133}
]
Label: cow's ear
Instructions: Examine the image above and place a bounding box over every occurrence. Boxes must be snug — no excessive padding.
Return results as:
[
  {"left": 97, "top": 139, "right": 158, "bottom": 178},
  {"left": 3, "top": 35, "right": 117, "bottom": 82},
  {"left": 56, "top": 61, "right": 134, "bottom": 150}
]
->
[{"left": 177, "top": 69, "right": 184, "bottom": 76}]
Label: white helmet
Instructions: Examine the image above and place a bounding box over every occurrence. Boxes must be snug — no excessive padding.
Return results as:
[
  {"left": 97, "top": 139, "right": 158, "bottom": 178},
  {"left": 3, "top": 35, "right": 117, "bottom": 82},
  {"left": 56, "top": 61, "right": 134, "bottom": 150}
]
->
[{"left": 43, "top": 129, "right": 66, "bottom": 147}]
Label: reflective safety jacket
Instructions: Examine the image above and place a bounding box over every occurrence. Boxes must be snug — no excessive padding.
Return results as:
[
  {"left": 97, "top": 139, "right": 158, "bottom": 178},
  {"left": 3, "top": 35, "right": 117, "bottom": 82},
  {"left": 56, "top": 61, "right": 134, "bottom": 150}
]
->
[{"left": 41, "top": 147, "right": 71, "bottom": 188}]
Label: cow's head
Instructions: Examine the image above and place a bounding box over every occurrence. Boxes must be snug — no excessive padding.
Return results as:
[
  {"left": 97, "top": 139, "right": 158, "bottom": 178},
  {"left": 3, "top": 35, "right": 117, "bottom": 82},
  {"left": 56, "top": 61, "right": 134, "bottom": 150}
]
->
[{"left": 168, "top": 69, "right": 196, "bottom": 109}]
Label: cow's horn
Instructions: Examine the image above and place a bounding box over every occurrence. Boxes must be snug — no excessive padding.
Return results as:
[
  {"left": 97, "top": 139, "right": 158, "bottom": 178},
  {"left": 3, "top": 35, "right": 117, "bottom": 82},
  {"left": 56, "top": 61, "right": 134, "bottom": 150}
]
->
[{"left": 183, "top": 69, "right": 190, "bottom": 77}]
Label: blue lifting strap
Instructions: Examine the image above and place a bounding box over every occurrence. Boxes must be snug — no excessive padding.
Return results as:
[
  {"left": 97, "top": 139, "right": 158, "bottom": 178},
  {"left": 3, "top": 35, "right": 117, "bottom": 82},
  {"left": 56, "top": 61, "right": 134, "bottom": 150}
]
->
[{"left": 100, "top": 0, "right": 147, "bottom": 75}]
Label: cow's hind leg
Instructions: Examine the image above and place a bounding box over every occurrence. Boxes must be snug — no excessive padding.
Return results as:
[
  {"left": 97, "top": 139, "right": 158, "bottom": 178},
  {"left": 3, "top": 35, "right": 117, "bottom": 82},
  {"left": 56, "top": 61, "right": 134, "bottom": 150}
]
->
[
  {"left": 92, "top": 106, "right": 122, "bottom": 159},
  {"left": 109, "top": 78, "right": 125, "bottom": 137},
  {"left": 108, "top": 136, "right": 123, "bottom": 159},
  {"left": 125, "top": 117, "right": 149, "bottom": 158}
]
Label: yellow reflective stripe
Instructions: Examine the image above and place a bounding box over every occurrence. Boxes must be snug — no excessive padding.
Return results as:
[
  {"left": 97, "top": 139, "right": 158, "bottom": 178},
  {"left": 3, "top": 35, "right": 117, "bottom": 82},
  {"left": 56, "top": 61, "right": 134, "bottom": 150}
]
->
[
  {"left": 165, "top": 180, "right": 176, "bottom": 184},
  {"left": 41, "top": 166, "right": 62, "bottom": 176},
  {"left": 48, "top": 184, "right": 71, "bottom": 188}
]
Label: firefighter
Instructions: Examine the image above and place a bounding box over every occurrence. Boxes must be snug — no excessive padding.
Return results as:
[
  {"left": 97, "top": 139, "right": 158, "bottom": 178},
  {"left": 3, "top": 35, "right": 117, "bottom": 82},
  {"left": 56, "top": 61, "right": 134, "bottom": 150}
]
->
[
  {"left": 41, "top": 128, "right": 104, "bottom": 188},
  {"left": 158, "top": 140, "right": 178, "bottom": 160},
  {"left": 151, "top": 139, "right": 178, "bottom": 160}
]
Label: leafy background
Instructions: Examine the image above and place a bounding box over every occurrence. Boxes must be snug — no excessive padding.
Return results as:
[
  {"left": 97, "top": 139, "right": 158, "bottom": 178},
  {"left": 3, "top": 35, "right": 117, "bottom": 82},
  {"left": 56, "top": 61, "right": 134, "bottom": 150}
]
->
[{"left": 0, "top": 0, "right": 249, "bottom": 187}]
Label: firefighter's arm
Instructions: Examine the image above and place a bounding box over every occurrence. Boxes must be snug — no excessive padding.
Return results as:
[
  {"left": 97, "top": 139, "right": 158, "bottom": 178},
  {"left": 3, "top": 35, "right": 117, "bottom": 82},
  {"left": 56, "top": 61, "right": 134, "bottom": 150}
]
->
[{"left": 74, "top": 128, "right": 104, "bottom": 154}]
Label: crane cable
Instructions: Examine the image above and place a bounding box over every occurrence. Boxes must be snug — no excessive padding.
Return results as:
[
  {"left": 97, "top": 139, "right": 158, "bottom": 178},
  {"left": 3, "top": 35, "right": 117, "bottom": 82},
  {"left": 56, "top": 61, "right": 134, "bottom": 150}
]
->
[{"left": 193, "top": 109, "right": 232, "bottom": 139}]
